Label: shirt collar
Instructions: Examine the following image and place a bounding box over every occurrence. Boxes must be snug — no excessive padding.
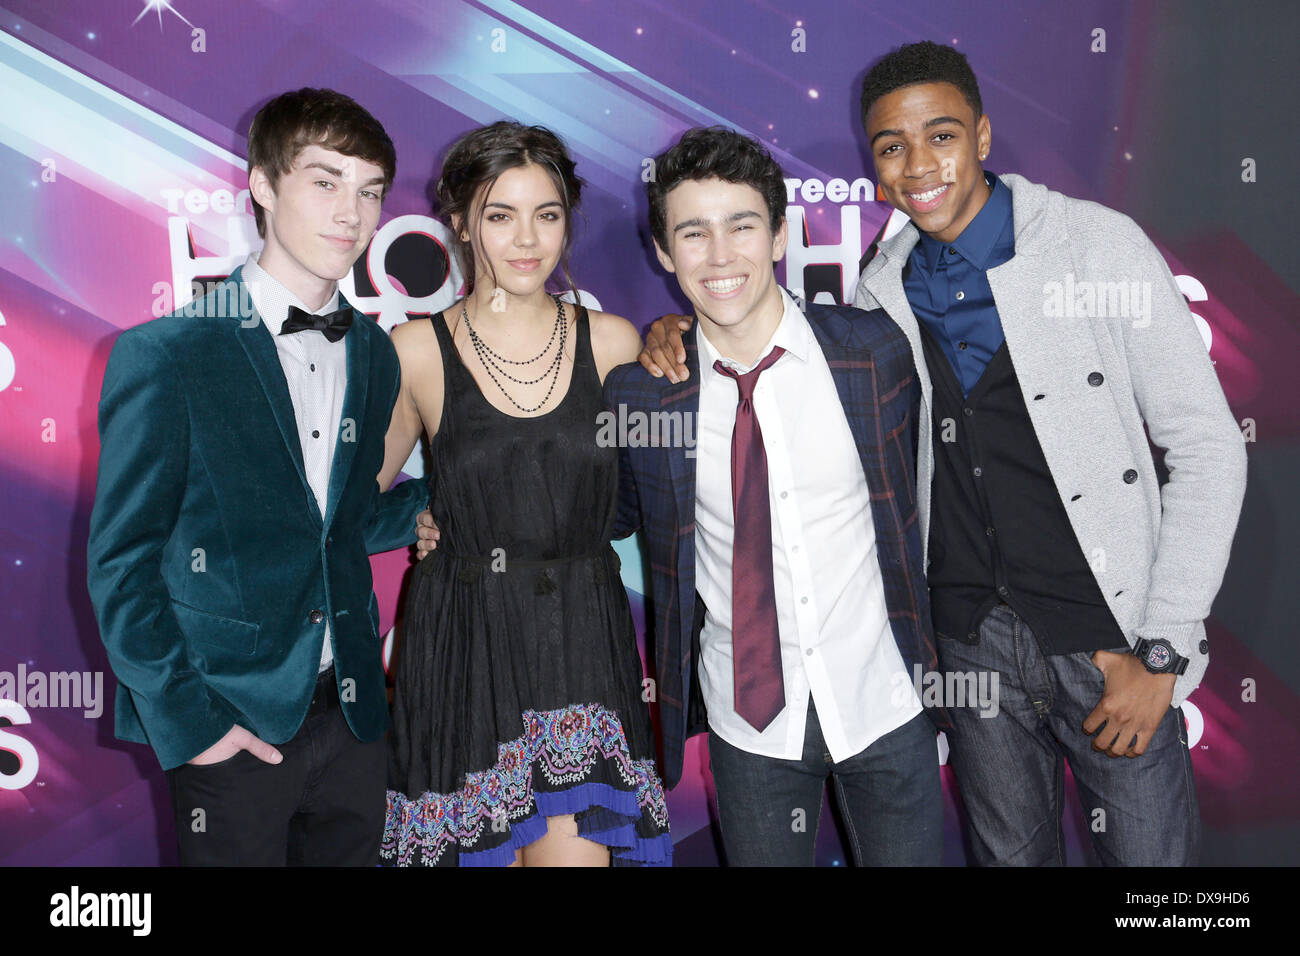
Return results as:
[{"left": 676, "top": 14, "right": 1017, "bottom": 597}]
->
[
  {"left": 241, "top": 255, "right": 340, "bottom": 337},
  {"left": 698, "top": 286, "right": 812, "bottom": 376},
  {"left": 914, "top": 172, "right": 1013, "bottom": 274}
]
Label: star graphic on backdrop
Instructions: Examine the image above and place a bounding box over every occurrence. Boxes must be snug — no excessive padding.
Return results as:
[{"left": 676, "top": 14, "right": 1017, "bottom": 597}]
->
[{"left": 131, "top": 0, "right": 193, "bottom": 30}]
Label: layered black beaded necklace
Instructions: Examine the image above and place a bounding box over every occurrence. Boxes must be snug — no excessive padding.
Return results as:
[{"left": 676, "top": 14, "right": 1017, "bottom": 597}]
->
[{"left": 462, "top": 293, "right": 567, "bottom": 414}]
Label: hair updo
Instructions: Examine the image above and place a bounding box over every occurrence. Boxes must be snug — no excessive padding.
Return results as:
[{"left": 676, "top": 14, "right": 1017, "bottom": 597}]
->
[{"left": 436, "top": 121, "right": 584, "bottom": 301}]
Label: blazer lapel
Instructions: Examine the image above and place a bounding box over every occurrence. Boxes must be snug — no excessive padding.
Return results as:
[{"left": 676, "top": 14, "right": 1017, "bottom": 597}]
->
[
  {"left": 862, "top": 253, "right": 933, "bottom": 405},
  {"left": 231, "top": 267, "right": 322, "bottom": 527},
  {"left": 322, "top": 294, "right": 370, "bottom": 533},
  {"left": 803, "top": 300, "right": 878, "bottom": 475}
]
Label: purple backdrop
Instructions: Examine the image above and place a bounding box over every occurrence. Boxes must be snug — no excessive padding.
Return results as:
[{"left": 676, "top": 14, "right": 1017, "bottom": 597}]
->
[{"left": 0, "top": 0, "right": 1296, "bottom": 865}]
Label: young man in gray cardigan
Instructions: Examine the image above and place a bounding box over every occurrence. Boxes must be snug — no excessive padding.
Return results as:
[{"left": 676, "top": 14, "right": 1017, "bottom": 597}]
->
[{"left": 638, "top": 41, "right": 1245, "bottom": 865}]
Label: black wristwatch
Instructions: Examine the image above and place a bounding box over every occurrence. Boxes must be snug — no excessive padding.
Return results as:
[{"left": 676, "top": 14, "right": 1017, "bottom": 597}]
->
[{"left": 1132, "top": 638, "right": 1190, "bottom": 676}]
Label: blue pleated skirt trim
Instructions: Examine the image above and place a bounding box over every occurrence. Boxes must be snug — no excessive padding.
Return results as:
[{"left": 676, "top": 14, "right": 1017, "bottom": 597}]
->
[{"left": 381, "top": 702, "right": 672, "bottom": 867}]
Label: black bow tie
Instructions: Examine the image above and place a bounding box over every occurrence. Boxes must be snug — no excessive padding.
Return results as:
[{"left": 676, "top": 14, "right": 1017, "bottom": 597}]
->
[{"left": 280, "top": 305, "right": 353, "bottom": 343}]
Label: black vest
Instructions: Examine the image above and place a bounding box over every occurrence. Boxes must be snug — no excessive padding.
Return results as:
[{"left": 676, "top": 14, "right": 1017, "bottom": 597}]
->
[{"left": 919, "top": 323, "right": 1125, "bottom": 655}]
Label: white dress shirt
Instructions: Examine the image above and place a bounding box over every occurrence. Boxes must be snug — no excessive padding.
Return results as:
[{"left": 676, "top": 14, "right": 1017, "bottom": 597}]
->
[
  {"left": 242, "top": 256, "right": 348, "bottom": 673},
  {"left": 693, "top": 287, "right": 922, "bottom": 761}
]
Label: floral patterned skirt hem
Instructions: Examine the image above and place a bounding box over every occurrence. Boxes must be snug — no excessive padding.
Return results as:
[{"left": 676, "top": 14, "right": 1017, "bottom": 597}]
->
[{"left": 381, "top": 702, "right": 672, "bottom": 867}]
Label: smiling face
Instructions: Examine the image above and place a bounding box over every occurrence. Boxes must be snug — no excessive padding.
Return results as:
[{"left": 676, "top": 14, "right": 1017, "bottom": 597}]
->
[
  {"left": 459, "top": 163, "right": 566, "bottom": 300},
  {"left": 866, "top": 81, "right": 992, "bottom": 244},
  {"left": 654, "top": 177, "right": 788, "bottom": 342},
  {"left": 249, "top": 143, "right": 385, "bottom": 304}
]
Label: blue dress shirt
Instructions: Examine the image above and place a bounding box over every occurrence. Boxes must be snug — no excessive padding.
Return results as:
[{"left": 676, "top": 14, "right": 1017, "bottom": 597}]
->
[{"left": 902, "top": 172, "right": 1016, "bottom": 396}]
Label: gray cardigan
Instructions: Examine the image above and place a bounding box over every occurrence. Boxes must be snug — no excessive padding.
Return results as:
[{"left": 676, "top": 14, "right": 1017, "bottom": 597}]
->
[{"left": 854, "top": 173, "right": 1247, "bottom": 705}]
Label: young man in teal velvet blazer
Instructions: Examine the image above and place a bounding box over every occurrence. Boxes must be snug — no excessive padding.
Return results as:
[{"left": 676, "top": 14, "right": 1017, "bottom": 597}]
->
[{"left": 86, "top": 89, "right": 427, "bottom": 866}]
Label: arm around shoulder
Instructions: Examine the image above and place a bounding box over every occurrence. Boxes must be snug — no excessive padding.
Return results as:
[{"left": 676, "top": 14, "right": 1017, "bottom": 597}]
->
[{"left": 589, "top": 310, "right": 645, "bottom": 384}]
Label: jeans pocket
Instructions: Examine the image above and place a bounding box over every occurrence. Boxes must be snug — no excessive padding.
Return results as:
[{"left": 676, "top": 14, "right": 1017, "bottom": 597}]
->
[
  {"left": 186, "top": 749, "right": 246, "bottom": 771},
  {"left": 936, "top": 632, "right": 981, "bottom": 672},
  {"left": 1081, "top": 649, "right": 1106, "bottom": 682}
]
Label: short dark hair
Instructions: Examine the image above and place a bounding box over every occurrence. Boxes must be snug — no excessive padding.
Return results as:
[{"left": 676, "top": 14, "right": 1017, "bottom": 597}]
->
[
  {"left": 435, "top": 121, "right": 584, "bottom": 300},
  {"left": 247, "top": 88, "right": 396, "bottom": 238},
  {"left": 647, "top": 127, "right": 786, "bottom": 252},
  {"left": 859, "top": 41, "right": 984, "bottom": 130}
]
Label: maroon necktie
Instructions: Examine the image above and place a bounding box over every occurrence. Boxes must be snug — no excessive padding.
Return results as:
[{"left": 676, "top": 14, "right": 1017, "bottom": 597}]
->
[{"left": 713, "top": 346, "right": 786, "bottom": 731}]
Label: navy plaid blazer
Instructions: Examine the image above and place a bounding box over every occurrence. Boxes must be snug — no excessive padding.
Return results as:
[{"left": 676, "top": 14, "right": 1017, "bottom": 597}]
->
[{"left": 604, "top": 294, "right": 948, "bottom": 790}]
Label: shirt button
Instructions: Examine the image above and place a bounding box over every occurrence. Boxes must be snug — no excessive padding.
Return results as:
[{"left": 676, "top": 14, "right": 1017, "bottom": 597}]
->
[
  {"left": 792, "top": 545, "right": 800, "bottom": 553},
  {"left": 1088, "top": 371, "right": 1104, "bottom": 387},
  {"left": 955, "top": 290, "right": 966, "bottom": 301},
  {"left": 963, "top": 407, "right": 973, "bottom": 416},
  {"left": 309, "top": 609, "right": 324, "bottom": 624},
  {"left": 1123, "top": 469, "right": 1138, "bottom": 483},
  {"left": 958, "top": 341, "right": 968, "bottom": 350},
  {"left": 310, "top": 363, "right": 316, "bottom": 372},
  {"left": 948, "top": 246, "right": 957, "bottom": 255},
  {"left": 780, "top": 491, "right": 788, "bottom": 499},
  {"left": 312, "top": 429, "right": 320, "bottom": 438},
  {"left": 805, "top": 648, "right": 814, "bottom": 657},
  {"left": 800, "top": 596, "right": 809, "bottom": 604},
  {"left": 985, "top": 527, "right": 995, "bottom": 537},
  {"left": 997, "top": 586, "right": 1009, "bottom": 597},
  {"left": 1199, "top": 639, "right": 1209, "bottom": 654},
  {"left": 973, "top": 466, "right": 983, "bottom": 478}
]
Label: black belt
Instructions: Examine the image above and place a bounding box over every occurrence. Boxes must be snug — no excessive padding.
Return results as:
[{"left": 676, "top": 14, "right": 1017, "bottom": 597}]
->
[{"left": 308, "top": 666, "right": 338, "bottom": 719}]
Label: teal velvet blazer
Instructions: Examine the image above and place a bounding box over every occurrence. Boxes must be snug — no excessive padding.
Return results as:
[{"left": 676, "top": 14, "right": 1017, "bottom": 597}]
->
[{"left": 86, "top": 266, "right": 427, "bottom": 770}]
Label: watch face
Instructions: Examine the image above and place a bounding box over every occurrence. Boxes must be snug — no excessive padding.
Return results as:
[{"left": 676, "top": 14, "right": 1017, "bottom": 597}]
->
[{"left": 1145, "top": 643, "right": 1172, "bottom": 670}]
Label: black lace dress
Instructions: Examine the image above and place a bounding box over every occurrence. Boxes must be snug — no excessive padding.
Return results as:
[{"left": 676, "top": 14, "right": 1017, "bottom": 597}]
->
[{"left": 381, "top": 305, "right": 670, "bottom": 866}]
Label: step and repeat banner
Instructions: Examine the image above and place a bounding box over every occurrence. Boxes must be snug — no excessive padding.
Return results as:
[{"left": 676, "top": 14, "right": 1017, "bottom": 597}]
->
[{"left": 0, "top": 0, "right": 1295, "bottom": 865}]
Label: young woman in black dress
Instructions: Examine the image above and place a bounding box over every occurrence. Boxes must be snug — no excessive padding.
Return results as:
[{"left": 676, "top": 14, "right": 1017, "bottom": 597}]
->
[{"left": 376, "top": 122, "right": 670, "bottom": 866}]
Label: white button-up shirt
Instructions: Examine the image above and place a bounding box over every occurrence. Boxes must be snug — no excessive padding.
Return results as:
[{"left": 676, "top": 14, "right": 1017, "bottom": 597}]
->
[
  {"left": 242, "top": 256, "right": 348, "bottom": 673},
  {"left": 694, "top": 287, "right": 921, "bottom": 761}
]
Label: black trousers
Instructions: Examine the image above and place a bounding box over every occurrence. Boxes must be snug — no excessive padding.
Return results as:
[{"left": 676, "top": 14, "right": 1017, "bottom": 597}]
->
[{"left": 165, "top": 668, "right": 386, "bottom": 866}]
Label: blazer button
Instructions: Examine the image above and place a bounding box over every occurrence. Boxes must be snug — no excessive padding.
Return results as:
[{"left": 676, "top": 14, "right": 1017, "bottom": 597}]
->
[
  {"left": 309, "top": 609, "right": 325, "bottom": 624},
  {"left": 1122, "top": 469, "right": 1138, "bottom": 483},
  {"left": 1088, "top": 372, "right": 1104, "bottom": 387}
]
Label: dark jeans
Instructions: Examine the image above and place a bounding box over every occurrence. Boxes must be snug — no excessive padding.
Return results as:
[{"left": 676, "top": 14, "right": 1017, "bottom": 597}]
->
[
  {"left": 165, "top": 667, "right": 386, "bottom": 866},
  {"left": 707, "top": 702, "right": 942, "bottom": 866},
  {"left": 941, "top": 604, "right": 1200, "bottom": 866}
]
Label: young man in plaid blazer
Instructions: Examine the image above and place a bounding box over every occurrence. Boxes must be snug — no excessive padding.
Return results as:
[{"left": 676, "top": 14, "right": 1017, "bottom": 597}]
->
[{"left": 602, "top": 127, "right": 947, "bottom": 865}]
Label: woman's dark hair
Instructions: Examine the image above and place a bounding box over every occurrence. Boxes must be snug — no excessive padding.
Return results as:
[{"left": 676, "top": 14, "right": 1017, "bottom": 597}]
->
[
  {"left": 436, "top": 121, "right": 584, "bottom": 300},
  {"left": 859, "top": 41, "right": 984, "bottom": 130},
  {"left": 646, "top": 127, "right": 787, "bottom": 251},
  {"left": 247, "top": 88, "right": 396, "bottom": 239}
]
